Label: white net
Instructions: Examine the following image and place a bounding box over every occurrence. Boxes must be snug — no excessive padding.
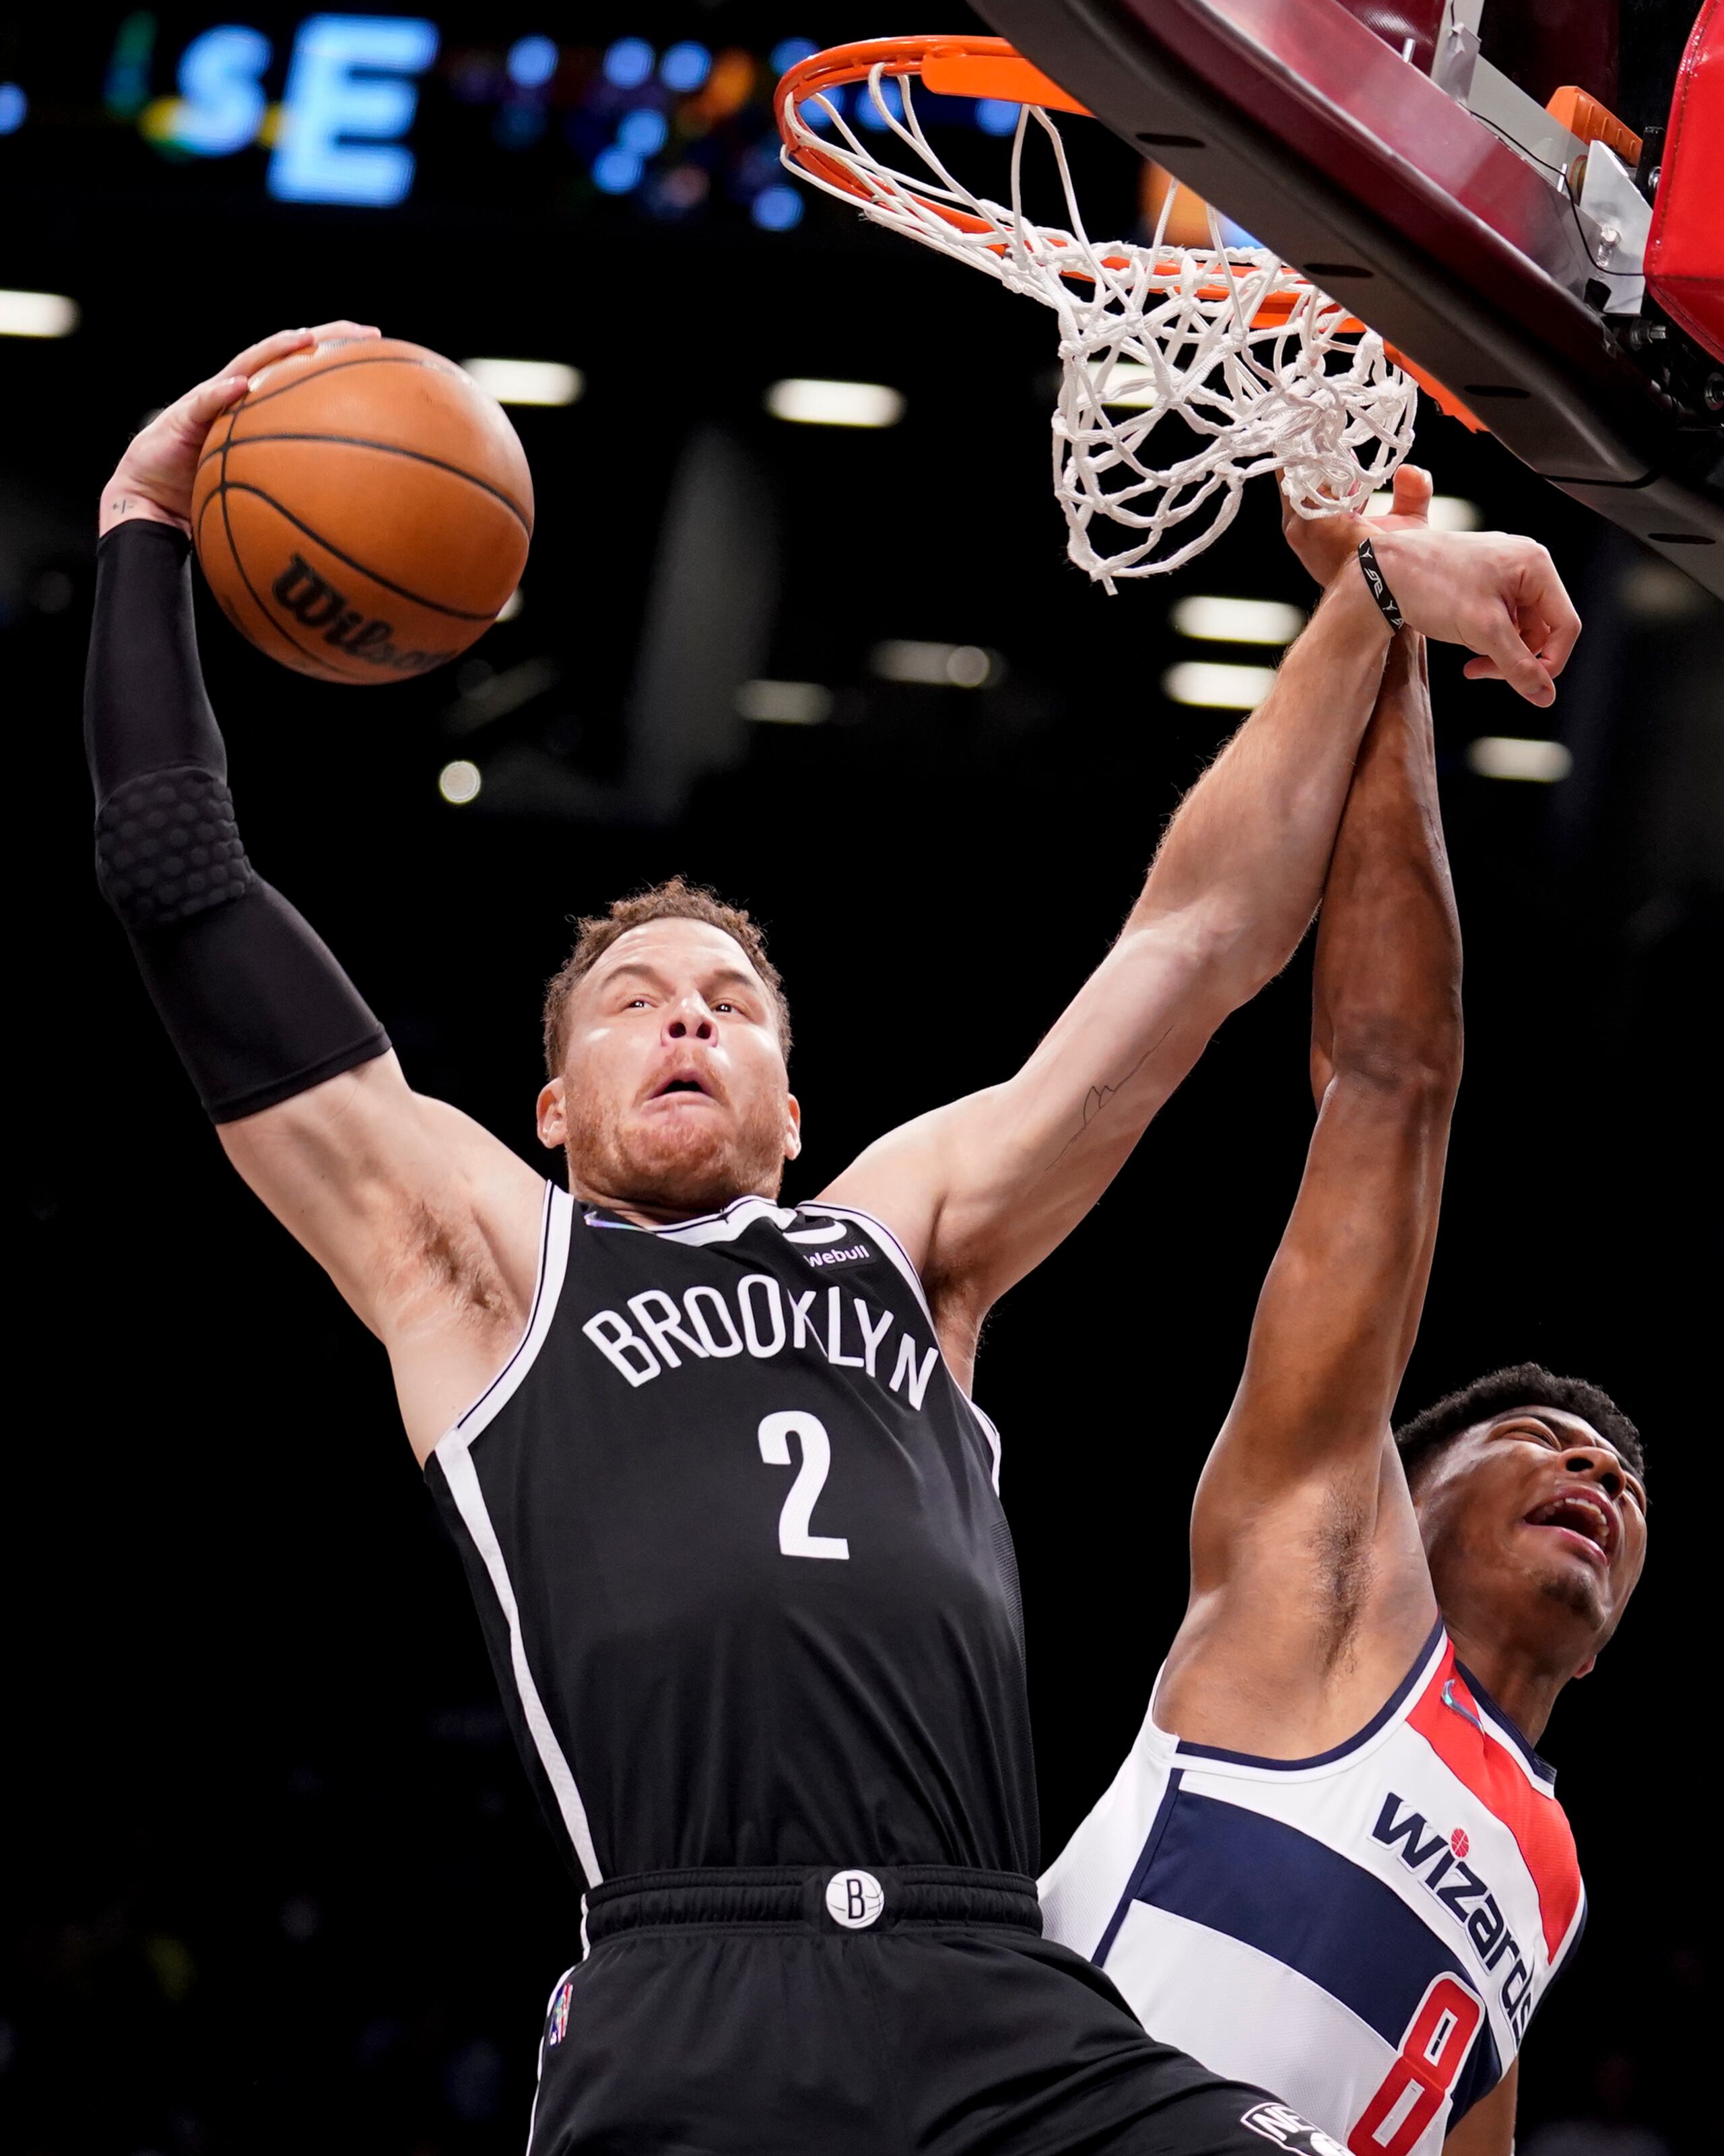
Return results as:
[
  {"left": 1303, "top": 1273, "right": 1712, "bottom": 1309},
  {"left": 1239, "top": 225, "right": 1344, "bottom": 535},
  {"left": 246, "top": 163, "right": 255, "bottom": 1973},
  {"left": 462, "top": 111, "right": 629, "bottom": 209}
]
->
[{"left": 781, "top": 65, "right": 1419, "bottom": 587}]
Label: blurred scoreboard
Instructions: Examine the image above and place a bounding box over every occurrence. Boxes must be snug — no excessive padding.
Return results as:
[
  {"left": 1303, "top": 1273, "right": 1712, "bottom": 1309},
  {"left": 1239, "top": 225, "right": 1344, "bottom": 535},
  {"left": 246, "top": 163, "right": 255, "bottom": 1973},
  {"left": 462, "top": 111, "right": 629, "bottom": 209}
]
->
[{"left": 0, "top": 8, "right": 1036, "bottom": 232}]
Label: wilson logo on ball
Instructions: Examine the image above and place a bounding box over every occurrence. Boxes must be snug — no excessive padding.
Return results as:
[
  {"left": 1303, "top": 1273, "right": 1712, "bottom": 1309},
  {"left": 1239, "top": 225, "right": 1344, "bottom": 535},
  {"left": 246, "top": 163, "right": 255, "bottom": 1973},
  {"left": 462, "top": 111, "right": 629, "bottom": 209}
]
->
[
  {"left": 271, "top": 554, "right": 453, "bottom": 675},
  {"left": 190, "top": 335, "right": 533, "bottom": 686}
]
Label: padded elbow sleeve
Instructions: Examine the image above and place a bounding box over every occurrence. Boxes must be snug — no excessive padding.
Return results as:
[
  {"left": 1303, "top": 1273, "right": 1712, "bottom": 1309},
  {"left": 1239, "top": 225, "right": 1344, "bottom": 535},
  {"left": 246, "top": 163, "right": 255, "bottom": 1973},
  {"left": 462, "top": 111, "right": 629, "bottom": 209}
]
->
[{"left": 96, "top": 763, "right": 255, "bottom": 928}]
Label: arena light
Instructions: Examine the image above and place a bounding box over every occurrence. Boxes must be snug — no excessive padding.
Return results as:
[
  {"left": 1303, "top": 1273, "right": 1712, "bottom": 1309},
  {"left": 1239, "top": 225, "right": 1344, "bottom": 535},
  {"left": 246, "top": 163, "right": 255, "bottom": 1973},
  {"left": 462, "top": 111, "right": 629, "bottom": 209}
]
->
[
  {"left": 752, "top": 186, "right": 805, "bottom": 232},
  {"left": 461, "top": 358, "right": 583, "bottom": 407},
  {"left": 1368, "top": 491, "right": 1482, "bottom": 531},
  {"left": 506, "top": 36, "right": 558, "bottom": 90},
  {"left": 1170, "top": 595, "right": 1305, "bottom": 645},
  {"left": 735, "top": 680, "right": 834, "bottom": 725},
  {"left": 1162, "top": 660, "right": 1278, "bottom": 709},
  {"left": 1619, "top": 559, "right": 1713, "bottom": 622},
  {"left": 592, "top": 145, "right": 644, "bottom": 194},
  {"left": 766, "top": 378, "right": 904, "bottom": 428},
  {"left": 438, "top": 759, "right": 483, "bottom": 805},
  {"left": 603, "top": 37, "right": 654, "bottom": 89},
  {"left": 0, "top": 289, "right": 79, "bottom": 337},
  {"left": 618, "top": 107, "right": 669, "bottom": 156},
  {"left": 661, "top": 42, "right": 712, "bottom": 94},
  {"left": 871, "top": 640, "right": 998, "bottom": 688},
  {"left": 1465, "top": 736, "right": 1572, "bottom": 783}
]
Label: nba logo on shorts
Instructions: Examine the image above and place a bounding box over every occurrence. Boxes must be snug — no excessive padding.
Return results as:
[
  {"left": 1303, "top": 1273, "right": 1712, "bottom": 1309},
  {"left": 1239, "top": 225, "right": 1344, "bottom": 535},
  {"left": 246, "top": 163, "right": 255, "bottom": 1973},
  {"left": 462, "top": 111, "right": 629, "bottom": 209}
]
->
[
  {"left": 548, "top": 1978, "right": 572, "bottom": 2047},
  {"left": 1240, "top": 2101, "right": 1349, "bottom": 2156}
]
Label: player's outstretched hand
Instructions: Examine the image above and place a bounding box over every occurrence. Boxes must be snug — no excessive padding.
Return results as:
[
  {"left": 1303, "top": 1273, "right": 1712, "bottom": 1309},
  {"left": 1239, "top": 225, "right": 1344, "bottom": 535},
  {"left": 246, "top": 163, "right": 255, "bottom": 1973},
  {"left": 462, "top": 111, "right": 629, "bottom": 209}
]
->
[
  {"left": 98, "top": 321, "right": 380, "bottom": 540},
  {"left": 1368, "top": 520, "right": 1579, "bottom": 707},
  {"left": 1281, "top": 464, "right": 1580, "bottom": 707}
]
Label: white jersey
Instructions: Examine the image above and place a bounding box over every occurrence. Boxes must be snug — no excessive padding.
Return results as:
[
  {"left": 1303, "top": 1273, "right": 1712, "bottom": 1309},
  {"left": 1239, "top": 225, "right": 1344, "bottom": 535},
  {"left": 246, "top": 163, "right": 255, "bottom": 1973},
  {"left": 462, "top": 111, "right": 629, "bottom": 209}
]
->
[{"left": 1041, "top": 1625, "right": 1585, "bottom": 2156}]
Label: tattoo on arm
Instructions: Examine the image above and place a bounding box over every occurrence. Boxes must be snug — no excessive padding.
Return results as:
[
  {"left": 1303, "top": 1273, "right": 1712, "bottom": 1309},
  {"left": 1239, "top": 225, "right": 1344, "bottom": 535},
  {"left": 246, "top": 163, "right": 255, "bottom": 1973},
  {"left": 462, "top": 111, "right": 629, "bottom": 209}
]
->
[
  {"left": 1080, "top": 1038, "right": 1162, "bottom": 1130},
  {"left": 1045, "top": 1035, "right": 1167, "bottom": 1173}
]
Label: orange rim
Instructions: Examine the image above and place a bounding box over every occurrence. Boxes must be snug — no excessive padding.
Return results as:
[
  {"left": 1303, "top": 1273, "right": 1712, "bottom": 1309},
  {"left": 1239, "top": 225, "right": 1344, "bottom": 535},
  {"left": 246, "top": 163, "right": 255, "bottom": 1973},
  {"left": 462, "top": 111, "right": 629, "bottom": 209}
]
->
[
  {"left": 774, "top": 36, "right": 1061, "bottom": 238},
  {"left": 772, "top": 36, "right": 1374, "bottom": 326},
  {"left": 776, "top": 36, "right": 1480, "bottom": 430}
]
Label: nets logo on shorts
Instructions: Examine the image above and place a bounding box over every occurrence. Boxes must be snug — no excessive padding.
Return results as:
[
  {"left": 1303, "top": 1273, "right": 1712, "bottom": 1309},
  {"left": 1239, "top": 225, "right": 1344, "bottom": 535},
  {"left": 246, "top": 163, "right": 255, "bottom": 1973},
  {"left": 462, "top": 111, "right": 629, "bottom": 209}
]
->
[
  {"left": 825, "top": 1869, "right": 885, "bottom": 1929},
  {"left": 548, "top": 1978, "right": 572, "bottom": 2047},
  {"left": 1240, "top": 2101, "right": 1350, "bottom": 2156}
]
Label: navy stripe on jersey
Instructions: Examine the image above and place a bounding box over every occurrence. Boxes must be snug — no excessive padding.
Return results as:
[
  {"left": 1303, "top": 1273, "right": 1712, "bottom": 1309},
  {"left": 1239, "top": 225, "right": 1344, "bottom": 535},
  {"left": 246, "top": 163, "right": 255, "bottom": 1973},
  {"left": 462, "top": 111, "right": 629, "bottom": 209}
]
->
[
  {"left": 1105, "top": 1791, "right": 1502, "bottom": 2120},
  {"left": 1094, "top": 1768, "right": 1183, "bottom": 1965},
  {"left": 1172, "top": 1620, "right": 1445, "bottom": 1773}
]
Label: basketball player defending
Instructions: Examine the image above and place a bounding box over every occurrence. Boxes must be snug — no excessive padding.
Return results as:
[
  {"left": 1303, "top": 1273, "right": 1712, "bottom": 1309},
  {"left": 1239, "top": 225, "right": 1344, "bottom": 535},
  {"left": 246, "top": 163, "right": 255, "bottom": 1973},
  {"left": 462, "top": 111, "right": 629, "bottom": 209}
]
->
[
  {"left": 1041, "top": 523, "right": 1645, "bottom": 2156},
  {"left": 88, "top": 324, "right": 1581, "bottom": 2156}
]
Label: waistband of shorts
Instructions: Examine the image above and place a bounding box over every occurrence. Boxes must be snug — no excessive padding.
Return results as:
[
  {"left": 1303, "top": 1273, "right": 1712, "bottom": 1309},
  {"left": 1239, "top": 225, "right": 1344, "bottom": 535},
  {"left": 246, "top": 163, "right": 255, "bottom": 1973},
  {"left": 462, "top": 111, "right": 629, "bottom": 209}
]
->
[{"left": 583, "top": 1864, "right": 1042, "bottom": 1942}]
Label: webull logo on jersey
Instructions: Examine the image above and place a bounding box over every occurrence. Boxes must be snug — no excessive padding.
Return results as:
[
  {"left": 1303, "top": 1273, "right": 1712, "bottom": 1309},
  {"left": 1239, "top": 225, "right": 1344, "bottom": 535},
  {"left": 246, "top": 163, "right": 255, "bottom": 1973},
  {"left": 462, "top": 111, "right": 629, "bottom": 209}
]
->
[
  {"left": 800, "top": 1240, "right": 874, "bottom": 1271},
  {"left": 1372, "top": 1794, "right": 1537, "bottom": 2035},
  {"left": 582, "top": 1276, "right": 940, "bottom": 1408}
]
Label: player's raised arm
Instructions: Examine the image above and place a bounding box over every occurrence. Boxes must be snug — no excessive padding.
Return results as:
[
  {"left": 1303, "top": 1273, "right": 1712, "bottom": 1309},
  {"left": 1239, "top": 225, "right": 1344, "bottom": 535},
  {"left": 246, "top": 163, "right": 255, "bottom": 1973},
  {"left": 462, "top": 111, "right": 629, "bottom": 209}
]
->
[
  {"left": 1156, "top": 625, "right": 1459, "bottom": 1751},
  {"left": 87, "top": 329, "right": 545, "bottom": 1451},
  {"left": 822, "top": 475, "right": 1574, "bottom": 1381}
]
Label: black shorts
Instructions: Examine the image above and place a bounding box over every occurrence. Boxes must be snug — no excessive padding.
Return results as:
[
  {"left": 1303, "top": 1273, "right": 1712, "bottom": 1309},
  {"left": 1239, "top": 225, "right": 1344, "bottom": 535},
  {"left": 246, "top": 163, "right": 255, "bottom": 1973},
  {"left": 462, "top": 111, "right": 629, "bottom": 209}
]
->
[{"left": 524, "top": 1866, "right": 1334, "bottom": 2156}]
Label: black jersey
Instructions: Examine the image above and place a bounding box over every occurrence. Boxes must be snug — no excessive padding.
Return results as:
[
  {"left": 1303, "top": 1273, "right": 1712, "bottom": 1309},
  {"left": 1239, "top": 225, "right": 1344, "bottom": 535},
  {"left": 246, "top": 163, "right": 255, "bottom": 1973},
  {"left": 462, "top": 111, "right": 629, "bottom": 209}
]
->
[{"left": 424, "top": 1185, "right": 1036, "bottom": 1885}]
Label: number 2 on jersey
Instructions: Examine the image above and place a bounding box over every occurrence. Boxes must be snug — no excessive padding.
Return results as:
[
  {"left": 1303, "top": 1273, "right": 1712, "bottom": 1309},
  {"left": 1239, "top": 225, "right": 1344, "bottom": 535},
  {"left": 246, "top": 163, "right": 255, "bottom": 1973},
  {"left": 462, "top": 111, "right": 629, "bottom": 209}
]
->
[
  {"left": 1348, "top": 1974, "right": 1483, "bottom": 2156},
  {"left": 758, "top": 1410, "right": 849, "bottom": 1561}
]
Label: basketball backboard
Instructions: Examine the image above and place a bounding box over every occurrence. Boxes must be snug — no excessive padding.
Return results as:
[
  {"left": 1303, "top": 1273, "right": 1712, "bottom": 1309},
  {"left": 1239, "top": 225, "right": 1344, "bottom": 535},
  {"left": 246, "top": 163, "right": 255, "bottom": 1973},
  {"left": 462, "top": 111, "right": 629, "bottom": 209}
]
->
[{"left": 970, "top": 0, "right": 1724, "bottom": 589}]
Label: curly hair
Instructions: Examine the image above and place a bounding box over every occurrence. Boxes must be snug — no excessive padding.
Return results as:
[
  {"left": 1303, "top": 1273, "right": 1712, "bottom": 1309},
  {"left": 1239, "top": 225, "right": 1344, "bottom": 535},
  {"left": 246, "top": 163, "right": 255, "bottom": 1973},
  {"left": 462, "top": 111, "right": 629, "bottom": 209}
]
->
[
  {"left": 541, "top": 876, "right": 790, "bottom": 1075},
  {"left": 1395, "top": 1363, "right": 1644, "bottom": 1489}
]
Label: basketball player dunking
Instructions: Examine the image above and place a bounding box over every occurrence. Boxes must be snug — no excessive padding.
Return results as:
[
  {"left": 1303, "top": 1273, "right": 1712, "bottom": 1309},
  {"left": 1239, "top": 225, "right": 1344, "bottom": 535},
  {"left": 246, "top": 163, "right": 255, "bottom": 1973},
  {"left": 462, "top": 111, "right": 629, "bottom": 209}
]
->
[
  {"left": 88, "top": 323, "right": 1581, "bottom": 2155},
  {"left": 1042, "top": 511, "right": 1645, "bottom": 2156}
]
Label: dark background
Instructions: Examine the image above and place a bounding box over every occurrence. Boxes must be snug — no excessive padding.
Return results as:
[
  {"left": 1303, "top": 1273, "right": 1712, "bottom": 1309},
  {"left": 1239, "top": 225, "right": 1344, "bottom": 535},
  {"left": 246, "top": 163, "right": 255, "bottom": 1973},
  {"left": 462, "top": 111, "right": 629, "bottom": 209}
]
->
[{"left": 3, "top": 7, "right": 1718, "bottom": 2153}]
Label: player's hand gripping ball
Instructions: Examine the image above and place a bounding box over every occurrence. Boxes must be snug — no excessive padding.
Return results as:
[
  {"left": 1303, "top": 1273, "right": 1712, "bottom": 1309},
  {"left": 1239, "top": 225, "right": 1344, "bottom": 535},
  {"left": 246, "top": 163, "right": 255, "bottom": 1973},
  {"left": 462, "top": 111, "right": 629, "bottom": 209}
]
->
[{"left": 189, "top": 331, "right": 533, "bottom": 684}]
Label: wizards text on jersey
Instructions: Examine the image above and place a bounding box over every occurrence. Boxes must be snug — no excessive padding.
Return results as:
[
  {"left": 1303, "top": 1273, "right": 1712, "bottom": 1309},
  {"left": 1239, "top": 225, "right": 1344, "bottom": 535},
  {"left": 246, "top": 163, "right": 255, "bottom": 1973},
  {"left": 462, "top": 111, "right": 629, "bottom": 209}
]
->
[{"left": 1373, "top": 1794, "right": 1535, "bottom": 2035}]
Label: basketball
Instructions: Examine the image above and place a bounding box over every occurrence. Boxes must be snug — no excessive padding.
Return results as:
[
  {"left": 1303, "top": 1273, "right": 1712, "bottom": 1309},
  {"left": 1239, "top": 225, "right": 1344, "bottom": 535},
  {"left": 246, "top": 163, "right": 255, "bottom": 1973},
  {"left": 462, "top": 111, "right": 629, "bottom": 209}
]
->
[{"left": 190, "top": 337, "right": 533, "bottom": 686}]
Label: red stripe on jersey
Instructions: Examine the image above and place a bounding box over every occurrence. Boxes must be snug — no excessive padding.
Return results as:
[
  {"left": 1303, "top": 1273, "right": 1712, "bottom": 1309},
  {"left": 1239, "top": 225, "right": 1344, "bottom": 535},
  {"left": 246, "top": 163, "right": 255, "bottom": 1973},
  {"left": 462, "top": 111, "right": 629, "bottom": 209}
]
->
[{"left": 1407, "top": 1647, "right": 1581, "bottom": 1961}]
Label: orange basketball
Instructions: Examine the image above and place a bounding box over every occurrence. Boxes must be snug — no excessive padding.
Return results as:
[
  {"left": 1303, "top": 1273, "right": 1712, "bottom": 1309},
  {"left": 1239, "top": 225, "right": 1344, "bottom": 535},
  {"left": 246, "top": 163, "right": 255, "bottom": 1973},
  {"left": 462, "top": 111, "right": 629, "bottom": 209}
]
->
[{"left": 191, "top": 337, "right": 533, "bottom": 686}]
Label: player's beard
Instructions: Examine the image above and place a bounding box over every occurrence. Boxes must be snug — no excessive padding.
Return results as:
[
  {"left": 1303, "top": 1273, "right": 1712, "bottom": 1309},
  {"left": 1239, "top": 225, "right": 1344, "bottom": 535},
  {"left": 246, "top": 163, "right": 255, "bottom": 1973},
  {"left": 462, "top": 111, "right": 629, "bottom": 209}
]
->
[
  {"left": 1533, "top": 1558, "right": 1608, "bottom": 1626},
  {"left": 563, "top": 1083, "right": 789, "bottom": 1217}
]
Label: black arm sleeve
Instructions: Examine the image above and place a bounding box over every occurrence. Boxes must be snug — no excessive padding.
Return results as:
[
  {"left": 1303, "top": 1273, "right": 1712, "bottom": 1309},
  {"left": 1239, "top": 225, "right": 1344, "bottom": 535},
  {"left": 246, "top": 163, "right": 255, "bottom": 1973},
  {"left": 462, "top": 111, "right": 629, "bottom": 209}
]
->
[{"left": 86, "top": 519, "right": 390, "bottom": 1123}]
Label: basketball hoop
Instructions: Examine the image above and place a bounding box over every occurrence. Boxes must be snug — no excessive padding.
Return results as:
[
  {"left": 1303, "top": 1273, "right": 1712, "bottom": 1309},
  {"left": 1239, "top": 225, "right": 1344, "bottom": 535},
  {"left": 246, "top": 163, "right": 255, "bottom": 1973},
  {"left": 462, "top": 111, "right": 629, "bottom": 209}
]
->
[{"left": 775, "top": 36, "right": 1419, "bottom": 587}]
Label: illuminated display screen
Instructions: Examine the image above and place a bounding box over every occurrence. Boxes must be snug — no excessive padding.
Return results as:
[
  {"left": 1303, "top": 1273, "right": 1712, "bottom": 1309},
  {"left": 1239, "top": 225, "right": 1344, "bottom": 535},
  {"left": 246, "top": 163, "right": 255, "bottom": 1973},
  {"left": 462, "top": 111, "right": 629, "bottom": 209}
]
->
[{"left": 0, "top": 9, "right": 1051, "bottom": 231}]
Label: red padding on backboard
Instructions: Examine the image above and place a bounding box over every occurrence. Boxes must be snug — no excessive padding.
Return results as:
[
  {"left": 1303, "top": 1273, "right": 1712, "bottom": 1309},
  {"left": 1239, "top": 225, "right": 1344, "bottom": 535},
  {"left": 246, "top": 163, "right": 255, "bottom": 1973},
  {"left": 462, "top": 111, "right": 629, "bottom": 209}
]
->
[{"left": 1645, "top": 0, "right": 1724, "bottom": 364}]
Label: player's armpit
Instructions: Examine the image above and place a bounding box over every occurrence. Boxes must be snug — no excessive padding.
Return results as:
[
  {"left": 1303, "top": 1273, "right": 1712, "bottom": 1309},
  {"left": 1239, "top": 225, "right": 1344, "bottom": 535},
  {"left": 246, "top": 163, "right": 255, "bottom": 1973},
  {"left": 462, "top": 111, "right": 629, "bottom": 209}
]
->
[
  {"left": 218, "top": 1053, "right": 546, "bottom": 1406},
  {"left": 1442, "top": 2059, "right": 1517, "bottom": 2156}
]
